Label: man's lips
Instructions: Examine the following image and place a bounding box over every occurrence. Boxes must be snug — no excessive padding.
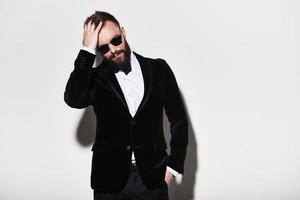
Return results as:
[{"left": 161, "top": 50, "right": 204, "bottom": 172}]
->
[{"left": 112, "top": 52, "right": 123, "bottom": 60}]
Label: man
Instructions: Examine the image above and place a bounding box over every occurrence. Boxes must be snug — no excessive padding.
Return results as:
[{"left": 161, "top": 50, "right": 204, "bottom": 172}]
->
[{"left": 64, "top": 11, "right": 188, "bottom": 200}]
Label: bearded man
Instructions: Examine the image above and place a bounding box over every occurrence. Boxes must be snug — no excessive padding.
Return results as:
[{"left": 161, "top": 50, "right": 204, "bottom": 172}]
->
[{"left": 64, "top": 11, "right": 188, "bottom": 200}]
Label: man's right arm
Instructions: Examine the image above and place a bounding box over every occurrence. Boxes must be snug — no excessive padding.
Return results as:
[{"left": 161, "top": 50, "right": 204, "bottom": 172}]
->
[
  {"left": 64, "top": 20, "right": 102, "bottom": 109},
  {"left": 64, "top": 50, "right": 96, "bottom": 108}
]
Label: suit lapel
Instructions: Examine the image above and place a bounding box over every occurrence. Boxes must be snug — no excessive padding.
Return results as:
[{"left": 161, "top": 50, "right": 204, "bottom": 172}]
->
[
  {"left": 134, "top": 52, "right": 152, "bottom": 117},
  {"left": 96, "top": 60, "right": 130, "bottom": 115},
  {"left": 96, "top": 52, "right": 153, "bottom": 118}
]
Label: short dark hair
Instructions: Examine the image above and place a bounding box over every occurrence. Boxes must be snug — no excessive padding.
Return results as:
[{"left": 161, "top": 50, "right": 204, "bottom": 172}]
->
[{"left": 84, "top": 11, "right": 120, "bottom": 27}]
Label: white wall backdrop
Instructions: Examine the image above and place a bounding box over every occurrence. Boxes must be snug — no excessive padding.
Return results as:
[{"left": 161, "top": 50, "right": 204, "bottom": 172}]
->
[{"left": 0, "top": 0, "right": 299, "bottom": 199}]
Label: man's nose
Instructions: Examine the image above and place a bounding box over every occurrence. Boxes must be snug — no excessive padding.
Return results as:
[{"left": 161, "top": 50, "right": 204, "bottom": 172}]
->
[{"left": 108, "top": 44, "right": 118, "bottom": 54}]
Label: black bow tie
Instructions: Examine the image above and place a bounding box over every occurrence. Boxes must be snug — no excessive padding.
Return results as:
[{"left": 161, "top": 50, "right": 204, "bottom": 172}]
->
[{"left": 112, "top": 64, "right": 132, "bottom": 75}]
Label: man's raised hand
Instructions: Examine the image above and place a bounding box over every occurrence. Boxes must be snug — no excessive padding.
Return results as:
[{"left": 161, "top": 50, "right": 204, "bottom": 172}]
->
[{"left": 82, "top": 21, "right": 103, "bottom": 49}]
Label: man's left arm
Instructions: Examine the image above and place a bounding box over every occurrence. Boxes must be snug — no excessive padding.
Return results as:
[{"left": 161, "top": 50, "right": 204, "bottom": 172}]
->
[{"left": 161, "top": 59, "right": 188, "bottom": 185}]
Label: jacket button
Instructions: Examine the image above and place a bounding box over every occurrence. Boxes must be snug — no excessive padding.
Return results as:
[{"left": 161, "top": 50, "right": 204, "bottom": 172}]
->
[{"left": 126, "top": 145, "right": 131, "bottom": 150}]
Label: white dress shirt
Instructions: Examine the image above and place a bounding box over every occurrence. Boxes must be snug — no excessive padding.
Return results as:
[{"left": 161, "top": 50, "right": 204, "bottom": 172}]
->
[{"left": 81, "top": 47, "right": 183, "bottom": 184}]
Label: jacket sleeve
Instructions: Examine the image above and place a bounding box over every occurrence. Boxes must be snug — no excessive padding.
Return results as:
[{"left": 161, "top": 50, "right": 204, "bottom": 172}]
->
[
  {"left": 64, "top": 50, "right": 96, "bottom": 109},
  {"left": 161, "top": 59, "right": 189, "bottom": 174}
]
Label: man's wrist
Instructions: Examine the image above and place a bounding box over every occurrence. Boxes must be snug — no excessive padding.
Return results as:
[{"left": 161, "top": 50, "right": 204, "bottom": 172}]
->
[
  {"left": 81, "top": 46, "right": 96, "bottom": 55},
  {"left": 167, "top": 166, "right": 183, "bottom": 184},
  {"left": 167, "top": 166, "right": 180, "bottom": 177}
]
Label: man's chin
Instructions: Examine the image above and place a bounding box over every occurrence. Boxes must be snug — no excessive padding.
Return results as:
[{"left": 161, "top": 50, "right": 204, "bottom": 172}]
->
[
  {"left": 111, "top": 53, "right": 131, "bottom": 66},
  {"left": 108, "top": 61, "right": 125, "bottom": 69}
]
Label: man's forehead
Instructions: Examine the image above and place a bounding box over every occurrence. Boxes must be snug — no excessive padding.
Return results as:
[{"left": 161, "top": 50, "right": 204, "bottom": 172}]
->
[{"left": 98, "top": 21, "right": 121, "bottom": 43}]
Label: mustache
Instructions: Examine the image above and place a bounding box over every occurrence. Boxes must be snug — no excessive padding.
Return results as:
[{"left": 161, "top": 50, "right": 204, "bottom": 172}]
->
[{"left": 109, "top": 50, "right": 125, "bottom": 59}]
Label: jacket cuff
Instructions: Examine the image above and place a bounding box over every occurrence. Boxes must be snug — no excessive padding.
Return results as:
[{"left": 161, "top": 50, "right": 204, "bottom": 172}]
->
[
  {"left": 81, "top": 46, "right": 96, "bottom": 55},
  {"left": 75, "top": 49, "right": 96, "bottom": 69},
  {"left": 167, "top": 166, "right": 183, "bottom": 184}
]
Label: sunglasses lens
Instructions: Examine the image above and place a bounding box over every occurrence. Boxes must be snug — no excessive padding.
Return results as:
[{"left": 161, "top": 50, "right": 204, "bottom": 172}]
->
[
  {"left": 97, "top": 45, "right": 109, "bottom": 54},
  {"left": 96, "top": 35, "right": 122, "bottom": 54},
  {"left": 111, "top": 35, "right": 122, "bottom": 46}
]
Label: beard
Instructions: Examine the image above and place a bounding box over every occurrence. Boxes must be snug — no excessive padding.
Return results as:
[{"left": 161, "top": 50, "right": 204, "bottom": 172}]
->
[{"left": 105, "top": 39, "right": 131, "bottom": 70}]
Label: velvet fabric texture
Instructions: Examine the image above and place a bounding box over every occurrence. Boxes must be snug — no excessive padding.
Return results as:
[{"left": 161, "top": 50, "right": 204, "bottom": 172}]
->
[{"left": 64, "top": 50, "right": 188, "bottom": 193}]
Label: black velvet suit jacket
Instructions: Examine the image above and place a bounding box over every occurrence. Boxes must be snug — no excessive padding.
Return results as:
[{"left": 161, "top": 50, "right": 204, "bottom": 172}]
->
[{"left": 64, "top": 50, "right": 188, "bottom": 193}]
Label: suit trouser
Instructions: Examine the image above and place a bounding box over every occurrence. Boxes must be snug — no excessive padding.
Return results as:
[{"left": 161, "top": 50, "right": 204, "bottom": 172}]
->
[{"left": 93, "top": 164, "right": 169, "bottom": 200}]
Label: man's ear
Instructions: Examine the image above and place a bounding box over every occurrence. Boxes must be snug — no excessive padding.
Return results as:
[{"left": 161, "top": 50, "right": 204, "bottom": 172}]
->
[{"left": 121, "top": 27, "right": 126, "bottom": 38}]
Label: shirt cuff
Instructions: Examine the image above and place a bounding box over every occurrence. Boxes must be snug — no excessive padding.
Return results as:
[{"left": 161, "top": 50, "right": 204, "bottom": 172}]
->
[
  {"left": 81, "top": 46, "right": 96, "bottom": 55},
  {"left": 167, "top": 166, "right": 183, "bottom": 184}
]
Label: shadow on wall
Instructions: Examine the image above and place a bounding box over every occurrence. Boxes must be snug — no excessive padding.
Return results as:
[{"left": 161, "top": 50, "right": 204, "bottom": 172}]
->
[
  {"left": 164, "top": 98, "right": 197, "bottom": 200},
  {"left": 75, "top": 106, "right": 96, "bottom": 147},
  {"left": 75, "top": 97, "right": 197, "bottom": 200}
]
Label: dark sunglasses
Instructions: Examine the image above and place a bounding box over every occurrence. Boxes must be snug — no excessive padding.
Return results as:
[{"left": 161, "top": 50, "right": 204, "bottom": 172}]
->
[{"left": 96, "top": 35, "right": 123, "bottom": 54}]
